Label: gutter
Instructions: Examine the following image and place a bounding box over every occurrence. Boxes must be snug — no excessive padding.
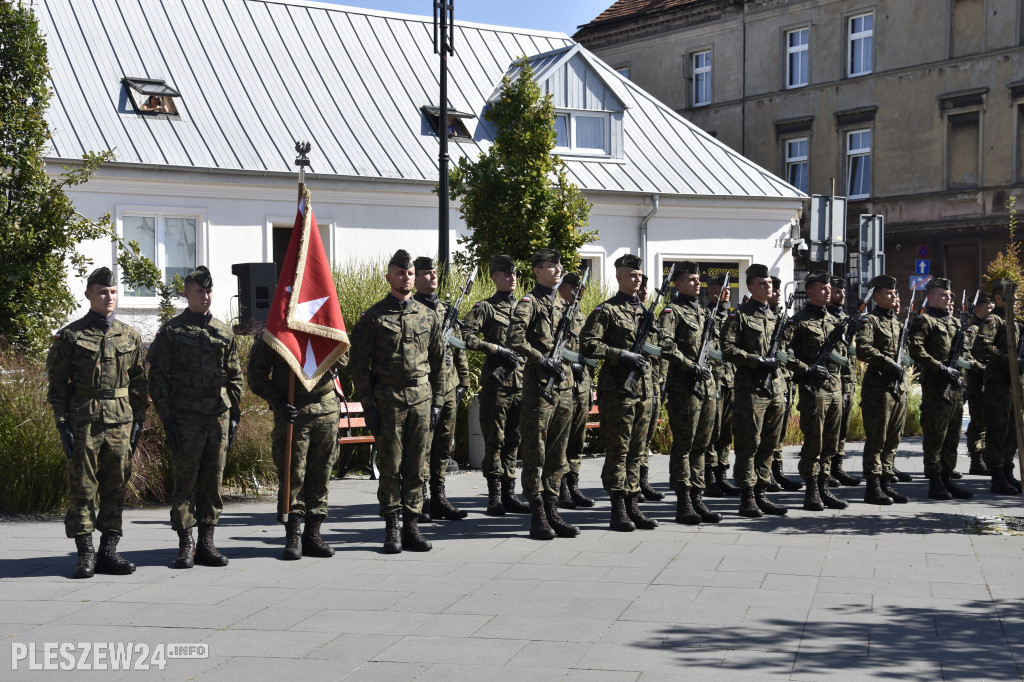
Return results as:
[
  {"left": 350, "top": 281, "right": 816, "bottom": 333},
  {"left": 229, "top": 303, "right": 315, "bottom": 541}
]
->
[{"left": 639, "top": 193, "right": 658, "bottom": 266}]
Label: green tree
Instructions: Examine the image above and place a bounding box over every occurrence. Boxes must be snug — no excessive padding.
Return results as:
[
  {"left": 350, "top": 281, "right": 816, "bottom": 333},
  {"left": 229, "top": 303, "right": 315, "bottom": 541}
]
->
[
  {"left": 449, "top": 57, "right": 596, "bottom": 275},
  {"left": 0, "top": 1, "right": 158, "bottom": 352},
  {"left": 986, "top": 195, "right": 1023, "bottom": 291}
]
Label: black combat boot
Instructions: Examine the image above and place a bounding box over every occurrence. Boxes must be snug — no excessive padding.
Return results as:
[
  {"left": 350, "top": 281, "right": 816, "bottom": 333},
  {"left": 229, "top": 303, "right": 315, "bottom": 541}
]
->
[
  {"left": 559, "top": 476, "right": 577, "bottom": 509},
  {"left": 528, "top": 496, "right": 555, "bottom": 540},
  {"left": 401, "top": 511, "right": 432, "bottom": 552},
  {"left": 969, "top": 453, "right": 991, "bottom": 476},
  {"left": 609, "top": 491, "right": 636, "bottom": 532},
  {"left": 703, "top": 464, "right": 724, "bottom": 498},
  {"left": 485, "top": 475, "right": 505, "bottom": 516},
  {"left": 419, "top": 482, "right": 432, "bottom": 523},
  {"left": 950, "top": 469, "right": 963, "bottom": 479},
  {"left": 501, "top": 477, "right": 531, "bottom": 514},
  {"left": 639, "top": 466, "right": 665, "bottom": 501},
  {"left": 881, "top": 475, "right": 908, "bottom": 504},
  {"left": 95, "top": 533, "right": 135, "bottom": 575},
  {"left": 72, "top": 535, "right": 95, "bottom": 579},
  {"left": 716, "top": 466, "right": 741, "bottom": 496},
  {"left": 766, "top": 469, "right": 782, "bottom": 492},
  {"left": 991, "top": 467, "right": 1019, "bottom": 495},
  {"left": 674, "top": 488, "right": 701, "bottom": 525},
  {"left": 803, "top": 476, "right": 824, "bottom": 512},
  {"left": 543, "top": 495, "right": 580, "bottom": 538},
  {"left": 927, "top": 475, "right": 952, "bottom": 500},
  {"left": 772, "top": 460, "right": 803, "bottom": 491},
  {"left": 301, "top": 515, "right": 335, "bottom": 557},
  {"left": 282, "top": 515, "right": 302, "bottom": 560},
  {"left": 690, "top": 488, "right": 722, "bottom": 524},
  {"left": 566, "top": 472, "right": 595, "bottom": 507},
  {"left": 754, "top": 482, "right": 788, "bottom": 516},
  {"left": 863, "top": 476, "right": 893, "bottom": 505},
  {"left": 738, "top": 487, "right": 762, "bottom": 518},
  {"left": 382, "top": 511, "right": 402, "bottom": 554},
  {"left": 626, "top": 492, "right": 658, "bottom": 529},
  {"left": 195, "top": 523, "right": 229, "bottom": 566},
  {"left": 941, "top": 473, "right": 973, "bottom": 500},
  {"left": 173, "top": 528, "right": 195, "bottom": 569},
  {"left": 818, "top": 475, "right": 849, "bottom": 509},
  {"left": 1005, "top": 465, "right": 1022, "bottom": 493},
  {"left": 831, "top": 457, "right": 862, "bottom": 486},
  {"left": 430, "top": 480, "right": 468, "bottom": 520},
  {"left": 893, "top": 467, "right": 913, "bottom": 483}
]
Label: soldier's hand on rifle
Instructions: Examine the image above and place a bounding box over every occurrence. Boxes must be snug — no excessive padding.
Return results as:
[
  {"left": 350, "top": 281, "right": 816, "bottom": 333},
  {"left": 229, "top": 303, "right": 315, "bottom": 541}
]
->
[
  {"left": 56, "top": 418, "right": 75, "bottom": 457},
  {"left": 691, "top": 364, "right": 712, "bottom": 382},
  {"left": 941, "top": 365, "right": 961, "bottom": 385},
  {"left": 756, "top": 356, "right": 779, "bottom": 372},
  {"left": 277, "top": 400, "right": 299, "bottom": 424},
  {"left": 805, "top": 364, "right": 831, "bottom": 382},
  {"left": 495, "top": 346, "right": 520, "bottom": 368},
  {"left": 885, "top": 360, "right": 905, "bottom": 382},
  {"left": 227, "top": 407, "right": 240, "bottom": 452},
  {"left": 620, "top": 350, "right": 649, "bottom": 373},
  {"left": 429, "top": 405, "right": 442, "bottom": 431},
  {"left": 164, "top": 420, "right": 182, "bottom": 453},
  {"left": 364, "top": 405, "right": 382, "bottom": 436},
  {"left": 571, "top": 363, "right": 586, "bottom": 383},
  {"left": 129, "top": 419, "right": 145, "bottom": 454},
  {"left": 540, "top": 356, "right": 566, "bottom": 381},
  {"left": 455, "top": 385, "right": 467, "bottom": 406}
]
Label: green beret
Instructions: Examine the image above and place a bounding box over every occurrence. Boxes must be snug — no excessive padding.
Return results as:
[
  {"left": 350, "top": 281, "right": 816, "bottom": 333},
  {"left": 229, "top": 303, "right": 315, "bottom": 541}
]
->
[
  {"left": 562, "top": 272, "right": 581, "bottom": 287},
  {"left": 707, "top": 272, "right": 728, "bottom": 286},
  {"left": 614, "top": 254, "right": 642, "bottom": 270},
  {"left": 86, "top": 267, "right": 115, "bottom": 287},
  {"left": 413, "top": 256, "right": 435, "bottom": 271},
  {"left": 641, "top": 274, "right": 649, "bottom": 287},
  {"left": 990, "top": 278, "right": 1013, "bottom": 294},
  {"left": 927, "top": 277, "right": 951, "bottom": 291},
  {"left": 745, "top": 264, "right": 769, "bottom": 280},
  {"left": 867, "top": 274, "right": 897, "bottom": 290},
  {"left": 389, "top": 249, "right": 413, "bottom": 269},
  {"left": 976, "top": 292, "right": 993, "bottom": 304},
  {"left": 531, "top": 248, "right": 561, "bottom": 266},
  {"left": 490, "top": 254, "right": 515, "bottom": 274},
  {"left": 830, "top": 275, "right": 846, "bottom": 288},
  {"left": 673, "top": 261, "right": 700, "bottom": 279},
  {"left": 770, "top": 276, "right": 782, "bottom": 291},
  {"left": 184, "top": 265, "right": 213, "bottom": 289},
  {"left": 805, "top": 271, "right": 830, "bottom": 285}
]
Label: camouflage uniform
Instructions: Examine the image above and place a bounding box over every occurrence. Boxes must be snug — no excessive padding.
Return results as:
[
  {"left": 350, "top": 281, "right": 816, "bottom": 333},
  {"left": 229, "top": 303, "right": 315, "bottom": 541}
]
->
[
  {"left": 855, "top": 306, "right": 908, "bottom": 480},
  {"left": 828, "top": 303, "right": 858, "bottom": 482},
  {"left": 565, "top": 304, "right": 593, "bottom": 478},
  {"left": 148, "top": 309, "right": 244, "bottom": 532},
  {"left": 966, "top": 311, "right": 997, "bottom": 462},
  {"left": 975, "top": 314, "right": 1022, "bottom": 478},
  {"left": 705, "top": 301, "right": 736, "bottom": 492}
]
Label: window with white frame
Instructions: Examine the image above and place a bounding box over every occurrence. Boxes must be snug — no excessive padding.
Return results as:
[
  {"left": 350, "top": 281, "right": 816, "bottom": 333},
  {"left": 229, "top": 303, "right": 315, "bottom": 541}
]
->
[
  {"left": 846, "top": 129, "right": 871, "bottom": 199},
  {"left": 786, "top": 27, "right": 809, "bottom": 88},
  {"left": 554, "top": 111, "right": 610, "bottom": 156},
  {"left": 847, "top": 12, "right": 874, "bottom": 77},
  {"left": 121, "top": 214, "right": 198, "bottom": 297},
  {"left": 692, "top": 50, "right": 712, "bottom": 107},
  {"left": 785, "top": 137, "right": 809, "bottom": 193}
]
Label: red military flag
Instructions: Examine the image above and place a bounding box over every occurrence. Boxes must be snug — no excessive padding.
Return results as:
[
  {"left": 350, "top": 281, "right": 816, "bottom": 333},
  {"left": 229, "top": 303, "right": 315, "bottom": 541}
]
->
[{"left": 263, "top": 188, "right": 349, "bottom": 390}]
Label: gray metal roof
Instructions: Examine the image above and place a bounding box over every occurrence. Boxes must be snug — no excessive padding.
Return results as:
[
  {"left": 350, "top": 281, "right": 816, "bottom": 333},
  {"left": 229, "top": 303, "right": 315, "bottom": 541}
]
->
[{"left": 37, "top": 0, "right": 803, "bottom": 199}]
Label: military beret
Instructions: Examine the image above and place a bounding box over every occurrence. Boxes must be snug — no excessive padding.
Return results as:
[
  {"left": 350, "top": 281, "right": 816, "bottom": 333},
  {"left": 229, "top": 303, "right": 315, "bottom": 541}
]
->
[
  {"left": 614, "top": 253, "right": 642, "bottom": 270},
  {"left": 770, "top": 276, "right": 782, "bottom": 291},
  {"left": 184, "top": 265, "right": 213, "bottom": 289},
  {"left": 531, "top": 248, "right": 561, "bottom": 266},
  {"left": 976, "top": 292, "right": 993, "bottom": 304},
  {"left": 413, "top": 256, "right": 435, "bottom": 271},
  {"left": 86, "top": 266, "right": 115, "bottom": 287},
  {"left": 745, "top": 264, "right": 769, "bottom": 280},
  {"left": 673, "top": 261, "right": 700, "bottom": 279},
  {"left": 562, "top": 272, "right": 581, "bottom": 287},
  {"left": 490, "top": 254, "right": 515, "bottom": 274},
  {"left": 990, "top": 278, "right": 1013, "bottom": 294},
  {"left": 867, "top": 274, "right": 897, "bottom": 290},
  {"left": 830, "top": 275, "right": 846, "bottom": 288},
  {"left": 707, "top": 272, "right": 728, "bottom": 286},
  {"left": 641, "top": 274, "right": 649, "bottom": 287},
  {"left": 389, "top": 249, "right": 413, "bottom": 269},
  {"left": 805, "top": 271, "right": 830, "bottom": 285},
  {"left": 927, "top": 277, "right": 951, "bottom": 291}
]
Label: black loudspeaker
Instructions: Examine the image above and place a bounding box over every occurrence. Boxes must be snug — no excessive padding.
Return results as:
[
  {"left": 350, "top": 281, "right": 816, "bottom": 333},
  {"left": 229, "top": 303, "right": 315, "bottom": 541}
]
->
[{"left": 232, "top": 262, "right": 277, "bottom": 331}]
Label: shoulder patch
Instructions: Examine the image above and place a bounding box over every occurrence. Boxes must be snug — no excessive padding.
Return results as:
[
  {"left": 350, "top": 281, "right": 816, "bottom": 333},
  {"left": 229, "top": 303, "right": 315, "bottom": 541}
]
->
[
  {"left": 595, "top": 306, "right": 602, "bottom": 312},
  {"left": 728, "top": 312, "right": 737, "bottom": 318},
  {"left": 521, "top": 296, "right": 531, "bottom": 303}
]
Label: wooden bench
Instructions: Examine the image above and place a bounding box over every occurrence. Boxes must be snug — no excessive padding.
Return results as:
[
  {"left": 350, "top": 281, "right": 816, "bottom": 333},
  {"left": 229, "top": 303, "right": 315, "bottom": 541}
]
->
[{"left": 336, "top": 401, "right": 379, "bottom": 480}]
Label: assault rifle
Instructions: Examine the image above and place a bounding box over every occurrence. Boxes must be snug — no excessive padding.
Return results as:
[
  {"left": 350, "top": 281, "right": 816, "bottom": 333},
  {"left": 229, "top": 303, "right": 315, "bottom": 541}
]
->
[
  {"left": 441, "top": 269, "right": 476, "bottom": 351},
  {"left": 941, "top": 289, "right": 976, "bottom": 404},
  {"left": 692, "top": 271, "right": 731, "bottom": 399},
  {"left": 762, "top": 292, "right": 795, "bottom": 392},
  {"left": 543, "top": 268, "right": 591, "bottom": 397},
  {"left": 805, "top": 287, "right": 874, "bottom": 386},
  {"left": 623, "top": 264, "right": 676, "bottom": 398},
  {"left": 890, "top": 289, "right": 917, "bottom": 400}
]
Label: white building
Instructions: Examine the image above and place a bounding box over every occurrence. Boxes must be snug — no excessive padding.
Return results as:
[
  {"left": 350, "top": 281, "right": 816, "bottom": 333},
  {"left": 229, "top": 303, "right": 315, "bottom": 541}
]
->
[{"left": 38, "top": 0, "right": 804, "bottom": 331}]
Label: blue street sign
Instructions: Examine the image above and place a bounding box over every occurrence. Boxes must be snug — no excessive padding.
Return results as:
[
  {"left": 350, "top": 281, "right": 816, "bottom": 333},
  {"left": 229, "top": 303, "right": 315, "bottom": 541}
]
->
[
  {"left": 910, "top": 275, "right": 930, "bottom": 291},
  {"left": 915, "top": 259, "right": 930, "bottom": 275}
]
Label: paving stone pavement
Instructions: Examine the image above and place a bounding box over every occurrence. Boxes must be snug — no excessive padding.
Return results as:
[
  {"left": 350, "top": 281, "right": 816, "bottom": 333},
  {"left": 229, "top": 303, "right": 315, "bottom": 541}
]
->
[{"left": 2, "top": 436, "right": 1023, "bottom": 680}]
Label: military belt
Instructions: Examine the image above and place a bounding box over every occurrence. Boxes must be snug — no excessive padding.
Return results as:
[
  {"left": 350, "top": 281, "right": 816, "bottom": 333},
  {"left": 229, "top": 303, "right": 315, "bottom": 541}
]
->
[
  {"left": 173, "top": 385, "right": 225, "bottom": 398},
  {"left": 74, "top": 386, "right": 129, "bottom": 399},
  {"left": 377, "top": 376, "right": 428, "bottom": 388}
]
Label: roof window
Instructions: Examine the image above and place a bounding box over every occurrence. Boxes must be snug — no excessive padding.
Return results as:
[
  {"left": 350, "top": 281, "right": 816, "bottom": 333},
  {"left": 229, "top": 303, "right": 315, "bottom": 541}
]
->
[
  {"left": 422, "top": 106, "right": 475, "bottom": 140},
  {"left": 123, "top": 77, "right": 180, "bottom": 116}
]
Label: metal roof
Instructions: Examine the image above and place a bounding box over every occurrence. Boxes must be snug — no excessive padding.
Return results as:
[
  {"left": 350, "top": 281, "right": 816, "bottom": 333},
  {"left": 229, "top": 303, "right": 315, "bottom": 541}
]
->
[{"left": 37, "top": 0, "right": 802, "bottom": 199}]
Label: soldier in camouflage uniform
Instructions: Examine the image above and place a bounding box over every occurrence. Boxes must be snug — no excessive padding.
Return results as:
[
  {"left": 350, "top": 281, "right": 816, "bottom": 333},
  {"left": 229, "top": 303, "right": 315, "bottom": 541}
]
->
[
  {"left": 827, "top": 275, "right": 862, "bottom": 487},
  {"left": 768, "top": 276, "right": 802, "bottom": 492},
  {"left": 349, "top": 250, "right": 445, "bottom": 554},
  {"left": 247, "top": 335, "right": 348, "bottom": 560},
  {"left": 559, "top": 272, "right": 597, "bottom": 509},
  {"left": 855, "top": 275, "right": 910, "bottom": 505},
  {"left": 637, "top": 274, "right": 667, "bottom": 503},
  {"left": 658, "top": 261, "right": 721, "bottom": 525},
  {"left": 148, "top": 266, "right": 243, "bottom": 569},
  {"left": 704, "top": 273, "right": 740, "bottom": 497},
  {"left": 461, "top": 255, "right": 530, "bottom": 516},
  {"left": 987, "top": 282, "right": 1020, "bottom": 487},
  {"left": 965, "top": 293, "right": 996, "bottom": 477},
  {"left": 508, "top": 248, "right": 580, "bottom": 539},
  {"left": 581, "top": 253, "right": 667, "bottom": 532},
  {"left": 412, "top": 257, "right": 470, "bottom": 522},
  {"left": 907, "top": 277, "right": 974, "bottom": 501},
  {"left": 721, "top": 264, "right": 788, "bottom": 518},
  {"left": 47, "top": 267, "right": 148, "bottom": 579}
]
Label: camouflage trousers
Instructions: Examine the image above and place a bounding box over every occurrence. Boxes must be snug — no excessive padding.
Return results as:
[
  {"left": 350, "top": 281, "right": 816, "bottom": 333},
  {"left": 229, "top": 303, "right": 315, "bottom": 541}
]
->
[
  {"left": 965, "top": 373, "right": 986, "bottom": 455},
  {"left": 796, "top": 386, "right": 842, "bottom": 479},
  {"left": 272, "top": 409, "right": 340, "bottom": 523},
  {"left": 478, "top": 379, "right": 522, "bottom": 482},
  {"left": 169, "top": 410, "right": 228, "bottom": 532},
  {"left": 599, "top": 390, "right": 652, "bottom": 495},
  {"left": 836, "top": 389, "right": 853, "bottom": 458},
  {"left": 860, "top": 381, "right": 907, "bottom": 477},
  {"left": 376, "top": 399, "right": 430, "bottom": 517},
  {"left": 64, "top": 420, "right": 132, "bottom": 538},
  {"left": 920, "top": 379, "right": 963, "bottom": 477},
  {"left": 732, "top": 387, "right": 783, "bottom": 489},
  {"left": 425, "top": 387, "right": 458, "bottom": 482},
  {"left": 666, "top": 384, "right": 715, "bottom": 491},
  {"left": 708, "top": 382, "right": 734, "bottom": 469},
  {"left": 566, "top": 385, "right": 592, "bottom": 475},
  {"left": 641, "top": 387, "right": 662, "bottom": 468},
  {"left": 519, "top": 367, "right": 572, "bottom": 499},
  {"left": 771, "top": 381, "right": 794, "bottom": 464},
  {"left": 983, "top": 381, "right": 1016, "bottom": 470}
]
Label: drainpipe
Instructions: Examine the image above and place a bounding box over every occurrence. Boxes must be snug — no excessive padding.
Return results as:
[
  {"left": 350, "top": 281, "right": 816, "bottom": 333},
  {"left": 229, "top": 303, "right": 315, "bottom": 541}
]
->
[{"left": 639, "top": 194, "right": 659, "bottom": 268}]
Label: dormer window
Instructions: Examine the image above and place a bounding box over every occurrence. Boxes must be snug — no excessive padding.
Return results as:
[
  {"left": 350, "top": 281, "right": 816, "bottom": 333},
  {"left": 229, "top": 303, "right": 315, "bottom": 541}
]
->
[
  {"left": 421, "top": 106, "right": 475, "bottom": 139},
  {"left": 554, "top": 111, "right": 611, "bottom": 156},
  {"left": 123, "top": 77, "right": 180, "bottom": 116}
]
